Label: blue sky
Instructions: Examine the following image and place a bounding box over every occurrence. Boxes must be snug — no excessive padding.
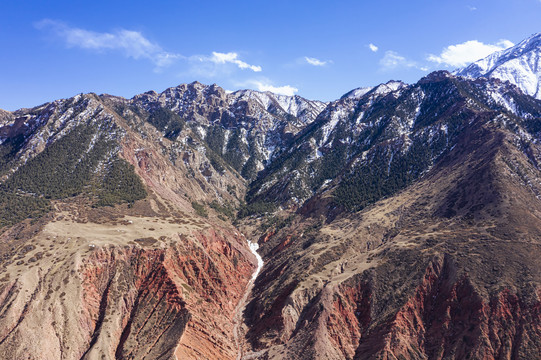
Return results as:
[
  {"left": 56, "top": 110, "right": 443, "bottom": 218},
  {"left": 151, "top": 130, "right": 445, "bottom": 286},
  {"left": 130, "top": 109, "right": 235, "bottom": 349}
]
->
[{"left": 1, "top": 0, "right": 540, "bottom": 110}]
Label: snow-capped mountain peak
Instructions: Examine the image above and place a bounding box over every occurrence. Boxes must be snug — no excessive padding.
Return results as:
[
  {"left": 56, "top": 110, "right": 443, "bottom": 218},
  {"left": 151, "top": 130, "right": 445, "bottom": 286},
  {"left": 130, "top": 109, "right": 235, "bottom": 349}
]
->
[
  {"left": 456, "top": 32, "right": 541, "bottom": 99},
  {"left": 341, "top": 87, "right": 373, "bottom": 100},
  {"left": 341, "top": 80, "right": 407, "bottom": 101}
]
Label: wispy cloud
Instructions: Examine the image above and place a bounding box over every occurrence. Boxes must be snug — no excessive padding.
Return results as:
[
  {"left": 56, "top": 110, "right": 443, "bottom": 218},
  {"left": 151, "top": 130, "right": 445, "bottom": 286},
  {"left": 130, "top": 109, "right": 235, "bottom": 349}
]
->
[
  {"left": 427, "top": 39, "right": 514, "bottom": 67},
  {"left": 368, "top": 43, "right": 379, "bottom": 52},
  {"left": 35, "top": 19, "right": 183, "bottom": 69},
  {"left": 187, "top": 52, "right": 262, "bottom": 78},
  {"left": 304, "top": 56, "right": 330, "bottom": 66},
  {"left": 243, "top": 80, "right": 298, "bottom": 96},
  {"left": 208, "top": 52, "right": 262, "bottom": 72},
  {"left": 467, "top": 5, "right": 477, "bottom": 11},
  {"left": 36, "top": 20, "right": 263, "bottom": 75},
  {"left": 379, "top": 51, "right": 417, "bottom": 70}
]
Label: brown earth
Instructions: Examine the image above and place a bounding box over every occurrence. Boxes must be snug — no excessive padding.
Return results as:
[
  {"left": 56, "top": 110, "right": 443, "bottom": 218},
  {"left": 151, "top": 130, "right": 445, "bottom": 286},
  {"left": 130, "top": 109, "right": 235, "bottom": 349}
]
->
[
  {"left": 2, "top": 81, "right": 541, "bottom": 360},
  {"left": 0, "top": 93, "right": 257, "bottom": 360},
  {"left": 0, "top": 203, "right": 256, "bottom": 359},
  {"left": 237, "top": 119, "right": 541, "bottom": 359}
]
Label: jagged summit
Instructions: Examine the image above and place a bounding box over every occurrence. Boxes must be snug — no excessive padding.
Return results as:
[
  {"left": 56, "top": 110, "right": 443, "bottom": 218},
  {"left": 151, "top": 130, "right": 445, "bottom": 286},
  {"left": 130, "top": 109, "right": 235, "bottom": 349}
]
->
[
  {"left": 419, "top": 70, "right": 454, "bottom": 82},
  {"left": 129, "top": 81, "right": 327, "bottom": 129},
  {"left": 125, "top": 82, "right": 327, "bottom": 180},
  {"left": 456, "top": 32, "right": 541, "bottom": 99},
  {"left": 341, "top": 80, "right": 407, "bottom": 100}
]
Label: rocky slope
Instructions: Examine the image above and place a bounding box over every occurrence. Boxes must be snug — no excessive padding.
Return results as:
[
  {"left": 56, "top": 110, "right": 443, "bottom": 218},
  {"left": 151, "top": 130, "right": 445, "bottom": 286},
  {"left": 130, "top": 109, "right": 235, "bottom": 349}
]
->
[
  {"left": 1, "top": 47, "right": 541, "bottom": 359},
  {"left": 247, "top": 71, "right": 541, "bottom": 216},
  {"left": 117, "top": 82, "right": 326, "bottom": 181},
  {"left": 238, "top": 74, "right": 541, "bottom": 358},
  {"left": 456, "top": 32, "right": 541, "bottom": 100},
  {"left": 0, "top": 90, "right": 260, "bottom": 359}
]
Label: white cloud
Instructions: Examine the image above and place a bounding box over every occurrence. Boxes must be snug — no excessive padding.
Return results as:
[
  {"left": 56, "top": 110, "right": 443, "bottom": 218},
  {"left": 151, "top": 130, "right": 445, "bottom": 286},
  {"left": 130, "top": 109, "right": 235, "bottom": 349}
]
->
[
  {"left": 36, "top": 20, "right": 263, "bottom": 76},
  {"left": 304, "top": 56, "right": 329, "bottom": 66},
  {"left": 427, "top": 39, "right": 514, "bottom": 67},
  {"left": 256, "top": 83, "right": 298, "bottom": 96},
  {"left": 246, "top": 80, "right": 298, "bottom": 96},
  {"left": 368, "top": 43, "right": 379, "bottom": 52},
  {"left": 35, "top": 19, "right": 183, "bottom": 68},
  {"left": 379, "top": 51, "right": 417, "bottom": 70},
  {"left": 210, "top": 52, "right": 262, "bottom": 72},
  {"left": 467, "top": 5, "right": 477, "bottom": 11}
]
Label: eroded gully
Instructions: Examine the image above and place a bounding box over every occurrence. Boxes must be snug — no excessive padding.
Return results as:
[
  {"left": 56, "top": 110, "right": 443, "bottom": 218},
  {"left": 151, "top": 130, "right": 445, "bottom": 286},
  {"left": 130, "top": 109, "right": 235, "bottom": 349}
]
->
[{"left": 233, "top": 234, "right": 264, "bottom": 360}]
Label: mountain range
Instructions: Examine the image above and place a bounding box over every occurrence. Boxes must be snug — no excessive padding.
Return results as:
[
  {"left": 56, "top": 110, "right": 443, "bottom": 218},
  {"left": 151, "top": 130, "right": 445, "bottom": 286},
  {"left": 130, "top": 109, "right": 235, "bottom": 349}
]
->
[{"left": 0, "top": 33, "right": 540, "bottom": 360}]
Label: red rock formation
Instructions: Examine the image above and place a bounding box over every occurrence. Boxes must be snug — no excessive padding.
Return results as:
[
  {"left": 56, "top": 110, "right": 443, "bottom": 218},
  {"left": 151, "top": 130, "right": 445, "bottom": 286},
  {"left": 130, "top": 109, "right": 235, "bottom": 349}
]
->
[
  {"left": 271, "top": 235, "right": 294, "bottom": 255},
  {"left": 78, "top": 229, "right": 255, "bottom": 360},
  {"left": 78, "top": 246, "right": 191, "bottom": 359},
  {"left": 325, "top": 256, "right": 541, "bottom": 360},
  {"left": 260, "top": 230, "right": 276, "bottom": 244},
  {"left": 0, "top": 226, "right": 256, "bottom": 360}
]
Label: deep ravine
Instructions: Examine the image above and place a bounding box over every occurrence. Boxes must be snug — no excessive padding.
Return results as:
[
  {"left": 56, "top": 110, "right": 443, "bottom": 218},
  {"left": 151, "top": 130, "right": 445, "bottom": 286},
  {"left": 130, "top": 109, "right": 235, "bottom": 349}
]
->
[{"left": 233, "top": 235, "right": 264, "bottom": 360}]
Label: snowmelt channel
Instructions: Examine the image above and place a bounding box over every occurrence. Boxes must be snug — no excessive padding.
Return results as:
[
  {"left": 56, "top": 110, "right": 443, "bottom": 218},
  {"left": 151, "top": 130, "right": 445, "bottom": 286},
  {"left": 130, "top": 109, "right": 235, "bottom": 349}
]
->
[{"left": 248, "top": 241, "right": 263, "bottom": 282}]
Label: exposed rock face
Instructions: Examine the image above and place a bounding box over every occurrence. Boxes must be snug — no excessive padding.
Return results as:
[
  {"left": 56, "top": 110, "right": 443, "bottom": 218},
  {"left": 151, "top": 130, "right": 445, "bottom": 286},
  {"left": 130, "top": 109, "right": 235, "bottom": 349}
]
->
[
  {"left": 118, "top": 82, "right": 327, "bottom": 180},
  {"left": 79, "top": 247, "right": 190, "bottom": 360},
  {"left": 329, "top": 257, "right": 541, "bottom": 360},
  {"left": 0, "top": 218, "right": 255, "bottom": 360}
]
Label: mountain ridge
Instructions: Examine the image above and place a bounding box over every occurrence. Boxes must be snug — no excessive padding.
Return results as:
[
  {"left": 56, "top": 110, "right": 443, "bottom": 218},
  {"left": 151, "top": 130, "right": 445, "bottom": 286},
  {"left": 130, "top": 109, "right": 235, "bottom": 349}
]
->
[
  {"left": 456, "top": 32, "right": 541, "bottom": 99},
  {"left": 0, "top": 33, "right": 541, "bottom": 360}
]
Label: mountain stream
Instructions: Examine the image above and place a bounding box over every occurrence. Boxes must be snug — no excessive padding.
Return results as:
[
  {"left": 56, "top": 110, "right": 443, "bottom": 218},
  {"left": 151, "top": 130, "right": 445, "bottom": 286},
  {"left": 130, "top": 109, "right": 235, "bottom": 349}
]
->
[{"left": 233, "top": 237, "right": 264, "bottom": 359}]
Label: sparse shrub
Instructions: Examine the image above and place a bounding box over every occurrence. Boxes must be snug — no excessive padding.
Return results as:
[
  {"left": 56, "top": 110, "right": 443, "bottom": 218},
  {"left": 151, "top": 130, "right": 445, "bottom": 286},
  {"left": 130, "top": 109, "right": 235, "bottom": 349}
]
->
[{"left": 191, "top": 201, "right": 208, "bottom": 218}]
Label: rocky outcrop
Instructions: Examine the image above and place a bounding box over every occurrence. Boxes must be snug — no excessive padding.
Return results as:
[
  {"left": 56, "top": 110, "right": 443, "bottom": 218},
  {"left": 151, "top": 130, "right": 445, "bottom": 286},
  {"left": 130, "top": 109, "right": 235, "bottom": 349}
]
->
[
  {"left": 241, "top": 252, "right": 541, "bottom": 360},
  {"left": 79, "top": 247, "right": 190, "bottom": 359},
  {"left": 331, "top": 256, "right": 541, "bottom": 360},
  {"left": 110, "top": 81, "right": 327, "bottom": 180},
  {"left": 0, "top": 223, "right": 256, "bottom": 360}
]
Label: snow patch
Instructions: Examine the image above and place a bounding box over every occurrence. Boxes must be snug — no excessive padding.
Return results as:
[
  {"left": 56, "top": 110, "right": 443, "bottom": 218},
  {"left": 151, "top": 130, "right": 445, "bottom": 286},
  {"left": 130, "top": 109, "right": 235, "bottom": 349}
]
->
[{"left": 248, "top": 241, "right": 264, "bottom": 282}]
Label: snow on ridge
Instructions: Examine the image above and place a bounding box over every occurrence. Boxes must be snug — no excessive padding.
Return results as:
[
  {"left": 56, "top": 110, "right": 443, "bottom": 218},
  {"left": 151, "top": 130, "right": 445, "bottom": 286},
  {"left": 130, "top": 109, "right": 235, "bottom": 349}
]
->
[
  {"left": 130, "top": 82, "right": 328, "bottom": 128},
  {"left": 229, "top": 89, "right": 326, "bottom": 121},
  {"left": 372, "top": 81, "right": 407, "bottom": 96},
  {"left": 343, "top": 87, "right": 373, "bottom": 100},
  {"left": 456, "top": 32, "right": 541, "bottom": 99},
  {"left": 342, "top": 81, "right": 406, "bottom": 101},
  {"left": 320, "top": 105, "right": 348, "bottom": 146}
]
